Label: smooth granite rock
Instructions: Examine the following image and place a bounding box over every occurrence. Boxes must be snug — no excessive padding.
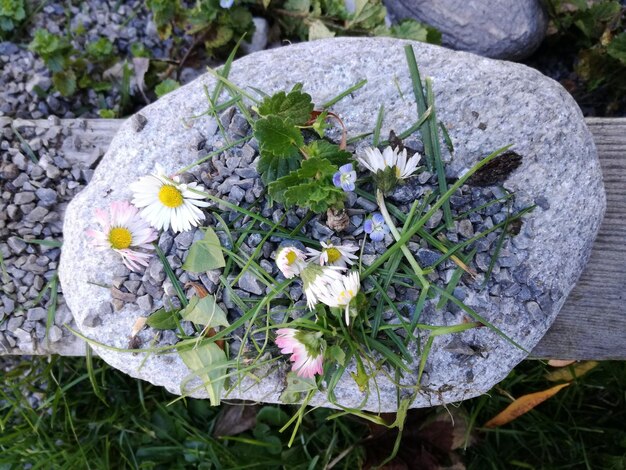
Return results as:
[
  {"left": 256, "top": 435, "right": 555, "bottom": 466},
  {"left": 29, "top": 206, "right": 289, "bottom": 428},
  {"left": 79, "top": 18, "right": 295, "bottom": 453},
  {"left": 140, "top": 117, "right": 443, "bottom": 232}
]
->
[
  {"left": 385, "top": 0, "right": 548, "bottom": 60},
  {"left": 59, "top": 37, "right": 605, "bottom": 411}
]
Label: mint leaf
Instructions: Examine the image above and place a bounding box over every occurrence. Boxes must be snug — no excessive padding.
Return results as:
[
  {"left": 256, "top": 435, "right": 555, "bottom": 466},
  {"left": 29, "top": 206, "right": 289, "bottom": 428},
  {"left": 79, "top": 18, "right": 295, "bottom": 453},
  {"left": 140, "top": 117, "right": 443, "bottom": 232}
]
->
[
  {"left": 254, "top": 116, "right": 304, "bottom": 183},
  {"left": 257, "top": 146, "right": 302, "bottom": 185},
  {"left": 182, "top": 227, "right": 225, "bottom": 273},
  {"left": 304, "top": 140, "right": 351, "bottom": 166},
  {"left": 257, "top": 86, "right": 314, "bottom": 126},
  {"left": 254, "top": 116, "right": 304, "bottom": 155},
  {"left": 268, "top": 157, "right": 345, "bottom": 213}
]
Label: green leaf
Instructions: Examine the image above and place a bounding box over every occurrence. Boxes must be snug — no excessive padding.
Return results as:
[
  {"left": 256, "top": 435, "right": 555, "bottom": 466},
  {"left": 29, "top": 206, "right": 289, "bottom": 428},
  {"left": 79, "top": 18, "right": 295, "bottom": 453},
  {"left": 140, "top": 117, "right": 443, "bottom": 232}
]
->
[
  {"left": 180, "top": 295, "right": 229, "bottom": 328},
  {"left": 257, "top": 146, "right": 302, "bottom": 185},
  {"left": 304, "top": 140, "right": 351, "bottom": 165},
  {"left": 146, "top": 307, "right": 180, "bottom": 330},
  {"left": 384, "top": 19, "right": 441, "bottom": 44},
  {"left": 85, "top": 37, "right": 114, "bottom": 58},
  {"left": 254, "top": 116, "right": 304, "bottom": 155},
  {"left": 328, "top": 344, "right": 346, "bottom": 366},
  {"left": 268, "top": 157, "right": 345, "bottom": 213},
  {"left": 279, "top": 372, "right": 317, "bottom": 403},
  {"left": 182, "top": 227, "right": 226, "bottom": 273},
  {"left": 256, "top": 406, "right": 290, "bottom": 427},
  {"left": 52, "top": 70, "right": 77, "bottom": 97},
  {"left": 154, "top": 78, "right": 180, "bottom": 98},
  {"left": 308, "top": 19, "right": 336, "bottom": 40},
  {"left": 179, "top": 342, "right": 228, "bottom": 406},
  {"left": 257, "top": 87, "right": 314, "bottom": 126},
  {"left": 350, "top": 357, "right": 369, "bottom": 392},
  {"left": 608, "top": 32, "right": 626, "bottom": 64}
]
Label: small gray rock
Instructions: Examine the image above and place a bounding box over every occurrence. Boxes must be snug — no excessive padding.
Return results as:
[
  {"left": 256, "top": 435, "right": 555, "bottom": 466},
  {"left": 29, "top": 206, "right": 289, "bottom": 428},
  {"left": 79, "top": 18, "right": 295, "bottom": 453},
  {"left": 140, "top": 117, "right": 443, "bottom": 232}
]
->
[
  {"left": 384, "top": 0, "right": 548, "bottom": 60},
  {"left": 35, "top": 187, "right": 58, "bottom": 206},
  {"left": 27, "top": 307, "right": 47, "bottom": 321},
  {"left": 238, "top": 271, "right": 264, "bottom": 295}
]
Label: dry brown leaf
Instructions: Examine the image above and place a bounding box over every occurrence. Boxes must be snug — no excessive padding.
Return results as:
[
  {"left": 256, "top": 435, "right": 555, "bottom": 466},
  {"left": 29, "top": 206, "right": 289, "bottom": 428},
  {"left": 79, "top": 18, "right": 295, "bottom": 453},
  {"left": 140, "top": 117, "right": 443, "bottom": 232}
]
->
[
  {"left": 547, "top": 359, "right": 576, "bottom": 368},
  {"left": 130, "top": 317, "right": 147, "bottom": 338},
  {"left": 186, "top": 281, "right": 208, "bottom": 298},
  {"left": 545, "top": 361, "right": 599, "bottom": 382},
  {"left": 484, "top": 383, "right": 570, "bottom": 428}
]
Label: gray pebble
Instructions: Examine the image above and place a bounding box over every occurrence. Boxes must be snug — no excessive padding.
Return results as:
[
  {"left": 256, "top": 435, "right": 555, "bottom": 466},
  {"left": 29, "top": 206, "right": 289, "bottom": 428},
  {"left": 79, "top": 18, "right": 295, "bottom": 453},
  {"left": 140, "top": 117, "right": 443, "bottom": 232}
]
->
[
  {"left": 238, "top": 271, "right": 264, "bottom": 295},
  {"left": 27, "top": 307, "right": 47, "bottom": 321},
  {"left": 47, "top": 325, "right": 63, "bottom": 342},
  {"left": 35, "top": 187, "right": 58, "bottom": 206}
]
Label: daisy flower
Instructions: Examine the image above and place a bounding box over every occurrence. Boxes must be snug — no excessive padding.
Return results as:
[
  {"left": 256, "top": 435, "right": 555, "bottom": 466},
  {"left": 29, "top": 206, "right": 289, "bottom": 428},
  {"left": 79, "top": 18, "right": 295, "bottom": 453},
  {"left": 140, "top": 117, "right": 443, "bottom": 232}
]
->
[
  {"left": 363, "top": 213, "right": 389, "bottom": 242},
  {"left": 300, "top": 264, "right": 343, "bottom": 310},
  {"left": 356, "top": 146, "right": 421, "bottom": 192},
  {"left": 86, "top": 201, "right": 157, "bottom": 271},
  {"left": 313, "top": 271, "right": 361, "bottom": 325},
  {"left": 275, "top": 246, "right": 307, "bottom": 279},
  {"left": 307, "top": 241, "right": 359, "bottom": 268},
  {"left": 332, "top": 163, "right": 357, "bottom": 192},
  {"left": 275, "top": 328, "right": 324, "bottom": 379},
  {"left": 130, "top": 164, "right": 210, "bottom": 233}
]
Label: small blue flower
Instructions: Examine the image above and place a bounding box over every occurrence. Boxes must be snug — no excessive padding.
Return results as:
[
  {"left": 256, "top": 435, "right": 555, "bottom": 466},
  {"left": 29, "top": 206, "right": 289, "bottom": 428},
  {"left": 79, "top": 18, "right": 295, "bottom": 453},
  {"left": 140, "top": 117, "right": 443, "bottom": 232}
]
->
[
  {"left": 332, "top": 163, "right": 357, "bottom": 192},
  {"left": 363, "top": 213, "right": 389, "bottom": 242},
  {"left": 220, "top": 0, "right": 234, "bottom": 8}
]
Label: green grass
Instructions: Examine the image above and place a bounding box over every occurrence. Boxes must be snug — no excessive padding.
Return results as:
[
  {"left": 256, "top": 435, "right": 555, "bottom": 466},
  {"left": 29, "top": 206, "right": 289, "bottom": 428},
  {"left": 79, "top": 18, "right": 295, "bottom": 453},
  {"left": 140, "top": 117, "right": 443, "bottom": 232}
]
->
[
  {"left": 0, "top": 356, "right": 366, "bottom": 469},
  {"left": 1, "top": 357, "right": 624, "bottom": 469}
]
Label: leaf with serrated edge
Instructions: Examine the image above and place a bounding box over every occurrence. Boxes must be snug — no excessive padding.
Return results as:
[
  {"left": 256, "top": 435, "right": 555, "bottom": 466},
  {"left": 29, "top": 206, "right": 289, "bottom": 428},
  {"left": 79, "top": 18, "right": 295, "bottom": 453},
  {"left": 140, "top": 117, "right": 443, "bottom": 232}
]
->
[
  {"left": 182, "top": 227, "right": 225, "bottom": 273},
  {"left": 304, "top": 140, "right": 351, "bottom": 165},
  {"left": 180, "top": 295, "right": 229, "bottom": 328},
  {"left": 257, "top": 86, "right": 314, "bottom": 125},
  {"left": 484, "top": 383, "right": 570, "bottom": 428},
  {"left": 254, "top": 116, "right": 304, "bottom": 155},
  {"left": 257, "top": 145, "right": 302, "bottom": 184},
  {"left": 179, "top": 342, "right": 228, "bottom": 406}
]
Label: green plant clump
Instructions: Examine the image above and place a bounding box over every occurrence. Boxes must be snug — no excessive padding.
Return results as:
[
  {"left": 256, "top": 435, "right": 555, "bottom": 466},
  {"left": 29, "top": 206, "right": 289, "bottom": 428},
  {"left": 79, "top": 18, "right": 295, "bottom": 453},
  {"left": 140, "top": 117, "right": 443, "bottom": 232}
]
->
[
  {"left": 0, "top": 0, "right": 25, "bottom": 39},
  {"left": 546, "top": 0, "right": 626, "bottom": 114}
]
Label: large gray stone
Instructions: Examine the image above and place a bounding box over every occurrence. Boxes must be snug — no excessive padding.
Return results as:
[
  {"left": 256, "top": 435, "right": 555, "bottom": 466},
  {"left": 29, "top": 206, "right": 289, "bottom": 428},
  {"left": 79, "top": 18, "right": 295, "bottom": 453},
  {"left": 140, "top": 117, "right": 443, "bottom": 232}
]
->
[
  {"left": 59, "top": 38, "right": 604, "bottom": 411},
  {"left": 385, "top": 0, "right": 548, "bottom": 60}
]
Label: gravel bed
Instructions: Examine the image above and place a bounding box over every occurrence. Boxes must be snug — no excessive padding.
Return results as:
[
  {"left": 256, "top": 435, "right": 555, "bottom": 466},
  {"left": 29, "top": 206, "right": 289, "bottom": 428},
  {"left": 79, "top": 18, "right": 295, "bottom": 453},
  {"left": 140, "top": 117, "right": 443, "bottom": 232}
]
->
[
  {"left": 0, "top": 0, "right": 198, "bottom": 121},
  {"left": 0, "top": 117, "right": 91, "bottom": 353},
  {"left": 109, "top": 108, "right": 546, "bottom": 364}
]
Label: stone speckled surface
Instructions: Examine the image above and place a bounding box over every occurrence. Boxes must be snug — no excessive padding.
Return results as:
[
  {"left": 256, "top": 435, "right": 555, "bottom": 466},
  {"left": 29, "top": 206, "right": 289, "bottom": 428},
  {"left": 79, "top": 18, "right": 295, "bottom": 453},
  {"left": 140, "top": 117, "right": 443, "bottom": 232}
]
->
[
  {"left": 59, "top": 38, "right": 605, "bottom": 411},
  {"left": 385, "top": 0, "right": 548, "bottom": 60}
]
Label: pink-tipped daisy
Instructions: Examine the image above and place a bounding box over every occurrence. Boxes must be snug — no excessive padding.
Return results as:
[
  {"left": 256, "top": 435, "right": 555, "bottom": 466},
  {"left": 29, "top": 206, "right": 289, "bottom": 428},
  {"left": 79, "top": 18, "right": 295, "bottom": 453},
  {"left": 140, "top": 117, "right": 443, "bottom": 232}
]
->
[
  {"left": 86, "top": 200, "right": 158, "bottom": 271},
  {"left": 307, "top": 241, "right": 359, "bottom": 268},
  {"left": 130, "top": 164, "right": 210, "bottom": 233},
  {"left": 275, "top": 328, "right": 324, "bottom": 379}
]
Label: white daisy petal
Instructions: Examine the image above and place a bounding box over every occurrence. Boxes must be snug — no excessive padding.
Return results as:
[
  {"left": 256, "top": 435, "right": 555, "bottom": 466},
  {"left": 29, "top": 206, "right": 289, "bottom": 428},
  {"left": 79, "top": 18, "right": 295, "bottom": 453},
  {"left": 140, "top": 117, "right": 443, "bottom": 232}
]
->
[
  {"left": 130, "top": 167, "right": 210, "bottom": 233},
  {"left": 86, "top": 201, "right": 158, "bottom": 272}
]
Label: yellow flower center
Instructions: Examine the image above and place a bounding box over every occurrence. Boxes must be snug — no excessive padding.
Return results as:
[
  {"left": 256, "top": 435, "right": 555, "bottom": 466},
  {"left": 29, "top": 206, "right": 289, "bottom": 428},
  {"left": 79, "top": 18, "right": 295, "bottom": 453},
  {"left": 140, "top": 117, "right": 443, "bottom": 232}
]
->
[
  {"left": 338, "top": 289, "right": 354, "bottom": 304},
  {"left": 158, "top": 185, "right": 184, "bottom": 208},
  {"left": 109, "top": 227, "right": 132, "bottom": 249},
  {"left": 325, "top": 247, "right": 342, "bottom": 263},
  {"left": 286, "top": 250, "right": 298, "bottom": 265}
]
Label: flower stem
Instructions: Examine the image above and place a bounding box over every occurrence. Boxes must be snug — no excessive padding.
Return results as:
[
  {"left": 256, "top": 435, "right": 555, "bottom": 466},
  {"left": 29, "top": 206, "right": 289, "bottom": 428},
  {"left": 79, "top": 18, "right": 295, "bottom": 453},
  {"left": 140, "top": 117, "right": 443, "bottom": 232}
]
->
[{"left": 376, "top": 189, "right": 430, "bottom": 290}]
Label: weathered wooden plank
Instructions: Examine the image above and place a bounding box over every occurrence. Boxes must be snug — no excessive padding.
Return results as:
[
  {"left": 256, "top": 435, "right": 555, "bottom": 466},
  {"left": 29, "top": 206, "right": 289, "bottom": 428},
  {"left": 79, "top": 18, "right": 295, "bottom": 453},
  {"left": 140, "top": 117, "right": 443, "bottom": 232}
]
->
[
  {"left": 4, "top": 116, "right": 625, "bottom": 359},
  {"left": 532, "top": 118, "right": 626, "bottom": 359}
]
